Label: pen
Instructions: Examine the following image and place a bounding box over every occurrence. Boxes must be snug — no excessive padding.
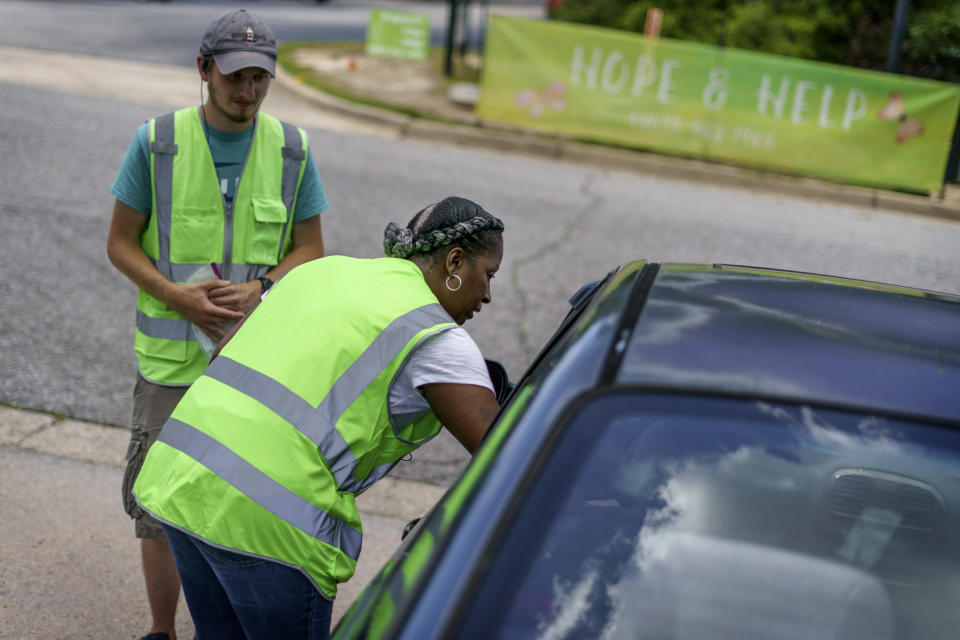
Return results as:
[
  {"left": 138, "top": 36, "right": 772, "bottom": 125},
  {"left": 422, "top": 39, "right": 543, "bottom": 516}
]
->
[{"left": 210, "top": 262, "right": 223, "bottom": 279}]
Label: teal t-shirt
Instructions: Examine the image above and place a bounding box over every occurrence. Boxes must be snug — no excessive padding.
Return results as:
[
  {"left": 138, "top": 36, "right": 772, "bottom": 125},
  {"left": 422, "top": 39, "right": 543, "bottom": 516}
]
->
[{"left": 110, "top": 113, "right": 329, "bottom": 221}]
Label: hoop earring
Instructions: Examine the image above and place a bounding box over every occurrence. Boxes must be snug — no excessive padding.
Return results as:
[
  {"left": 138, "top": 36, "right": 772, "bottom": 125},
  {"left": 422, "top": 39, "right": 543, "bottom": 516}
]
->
[{"left": 445, "top": 274, "right": 462, "bottom": 292}]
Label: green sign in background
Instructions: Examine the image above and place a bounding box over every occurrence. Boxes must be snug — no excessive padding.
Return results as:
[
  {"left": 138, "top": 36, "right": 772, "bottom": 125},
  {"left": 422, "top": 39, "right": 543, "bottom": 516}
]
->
[
  {"left": 478, "top": 16, "right": 960, "bottom": 193},
  {"left": 365, "top": 8, "right": 430, "bottom": 62}
]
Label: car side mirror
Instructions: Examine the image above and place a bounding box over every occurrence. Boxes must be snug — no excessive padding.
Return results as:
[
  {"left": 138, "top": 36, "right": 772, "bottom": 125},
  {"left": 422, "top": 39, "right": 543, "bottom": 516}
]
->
[
  {"left": 569, "top": 280, "right": 600, "bottom": 309},
  {"left": 485, "top": 358, "right": 514, "bottom": 406},
  {"left": 401, "top": 517, "right": 421, "bottom": 541}
]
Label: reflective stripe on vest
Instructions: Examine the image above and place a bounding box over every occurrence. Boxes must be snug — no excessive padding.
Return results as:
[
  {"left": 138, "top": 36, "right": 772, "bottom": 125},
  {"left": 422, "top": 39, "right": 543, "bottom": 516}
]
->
[
  {"left": 150, "top": 112, "right": 176, "bottom": 280},
  {"left": 158, "top": 417, "right": 363, "bottom": 560},
  {"left": 135, "top": 310, "right": 191, "bottom": 342}
]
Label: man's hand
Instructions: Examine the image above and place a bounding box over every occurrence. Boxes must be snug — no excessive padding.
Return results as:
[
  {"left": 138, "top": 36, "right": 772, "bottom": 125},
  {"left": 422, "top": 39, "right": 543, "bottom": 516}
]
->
[
  {"left": 169, "top": 279, "right": 246, "bottom": 340},
  {"left": 108, "top": 199, "right": 323, "bottom": 342},
  {"left": 208, "top": 279, "right": 263, "bottom": 314}
]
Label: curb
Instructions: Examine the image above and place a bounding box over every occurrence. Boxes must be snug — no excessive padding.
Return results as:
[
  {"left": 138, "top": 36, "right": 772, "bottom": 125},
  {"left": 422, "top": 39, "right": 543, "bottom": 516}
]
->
[
  {"left": 0, "top": 404, "right": 446, "bottom": 523},
  {"left": 275, "top": 67, "right": 960, "bottom": 223}
]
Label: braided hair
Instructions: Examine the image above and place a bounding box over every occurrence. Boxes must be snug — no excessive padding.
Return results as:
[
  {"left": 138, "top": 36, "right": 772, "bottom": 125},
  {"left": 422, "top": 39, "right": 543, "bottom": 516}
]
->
[{"left": 383, "top": 197, "right": 504, "bottom": 265}]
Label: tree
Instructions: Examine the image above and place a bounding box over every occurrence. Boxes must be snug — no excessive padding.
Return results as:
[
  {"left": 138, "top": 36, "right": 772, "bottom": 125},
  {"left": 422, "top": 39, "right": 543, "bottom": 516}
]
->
[
  {"left": 903, "top": 5, "right": 960, "bottom": 82},
  {"left": 549, "top": 0, "right": 960, "bottom": 82}
]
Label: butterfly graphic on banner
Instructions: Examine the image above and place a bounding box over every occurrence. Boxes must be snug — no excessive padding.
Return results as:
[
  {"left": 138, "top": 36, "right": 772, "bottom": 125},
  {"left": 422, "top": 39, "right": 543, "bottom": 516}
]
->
[
  {"left": 877, "top": 92, "right": 925, "bottom": 145},
  {"left": 516, "top": 82, "right": 566, "bottom": 118}
]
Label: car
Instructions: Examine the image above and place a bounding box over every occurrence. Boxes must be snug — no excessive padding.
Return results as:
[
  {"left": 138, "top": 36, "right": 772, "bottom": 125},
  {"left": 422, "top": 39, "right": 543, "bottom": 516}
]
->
[{"left": 332, "top": 261, "right": 960, "bottom": 640}]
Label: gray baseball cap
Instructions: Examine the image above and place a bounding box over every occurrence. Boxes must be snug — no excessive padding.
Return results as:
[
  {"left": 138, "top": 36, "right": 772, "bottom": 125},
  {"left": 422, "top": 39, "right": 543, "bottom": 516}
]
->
[{"left": 199, "top": 9, "right": 277, "bottom": 77}]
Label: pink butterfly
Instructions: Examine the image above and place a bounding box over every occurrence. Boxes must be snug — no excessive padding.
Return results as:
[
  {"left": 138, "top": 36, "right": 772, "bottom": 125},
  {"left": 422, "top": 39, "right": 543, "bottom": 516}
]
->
[
  {"left": 877, "top": 92, "right": 925, "bottom": 145},
  {"left": 516, "top": 82, "right": 566, "bottom": 119}
]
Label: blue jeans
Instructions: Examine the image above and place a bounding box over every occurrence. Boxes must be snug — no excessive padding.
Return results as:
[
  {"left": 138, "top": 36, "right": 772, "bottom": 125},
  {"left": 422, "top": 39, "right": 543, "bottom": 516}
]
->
[{"left": 162, "top": 524, "right": 333, "bottom": 640}]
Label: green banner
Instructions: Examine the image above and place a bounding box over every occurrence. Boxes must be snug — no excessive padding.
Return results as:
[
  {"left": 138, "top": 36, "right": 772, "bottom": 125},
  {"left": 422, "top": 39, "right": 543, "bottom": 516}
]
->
[
  {"left": 365, "top": 8, "right": 430, "bottom": 62},
  {"left": 478, "top": 16, "right": 960, "bottom": 193}
]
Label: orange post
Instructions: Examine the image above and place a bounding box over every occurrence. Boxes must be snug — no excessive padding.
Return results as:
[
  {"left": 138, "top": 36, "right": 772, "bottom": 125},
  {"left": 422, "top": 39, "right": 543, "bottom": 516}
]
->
[{"left": 645, "top": 8, "right": 662, "bottom": 38}]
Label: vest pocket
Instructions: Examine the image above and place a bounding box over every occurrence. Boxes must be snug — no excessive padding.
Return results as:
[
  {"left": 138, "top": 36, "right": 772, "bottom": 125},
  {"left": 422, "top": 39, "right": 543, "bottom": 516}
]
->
[
  {"left": 248, "top": 196, "right": 288, "bottom": 265},
  {"left": 135, "top": 331, "right": 191, "bottom": 363},
  {"left": 170, "top": 205, "right": 222, "bottom": 263}
]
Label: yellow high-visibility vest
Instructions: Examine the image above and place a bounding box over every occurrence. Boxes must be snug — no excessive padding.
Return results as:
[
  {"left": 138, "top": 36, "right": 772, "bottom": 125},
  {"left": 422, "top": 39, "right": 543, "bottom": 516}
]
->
[
  {"left": 134, "top": 256, "right": 456, "bottom": 597},
  {"left": 135, "top": 107, "right": 307, "bottom": 384}
]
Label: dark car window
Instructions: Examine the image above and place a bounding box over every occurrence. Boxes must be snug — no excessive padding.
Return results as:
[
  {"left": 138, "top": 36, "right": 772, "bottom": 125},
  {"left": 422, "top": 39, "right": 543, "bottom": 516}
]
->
[{"left": 455, "top": 392, "right": 960, "bottom": 640}]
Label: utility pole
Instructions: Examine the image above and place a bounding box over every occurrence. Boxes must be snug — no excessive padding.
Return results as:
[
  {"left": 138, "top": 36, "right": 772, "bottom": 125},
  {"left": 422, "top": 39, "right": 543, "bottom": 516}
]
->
[
  {"left": 444, "top": 0, "right": 459, "bottom": 77},
  {"left": 459, "top": 0, "right": 471, "bottom": 59},
  {"left": 885, "top": 0, "right": 910, "bottom": 74}
]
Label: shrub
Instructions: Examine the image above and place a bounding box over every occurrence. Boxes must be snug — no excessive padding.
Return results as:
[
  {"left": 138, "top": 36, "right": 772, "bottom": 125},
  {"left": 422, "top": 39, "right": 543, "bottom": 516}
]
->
[{"left": 549, "top": 0, "right": 960, "bottom": 81}]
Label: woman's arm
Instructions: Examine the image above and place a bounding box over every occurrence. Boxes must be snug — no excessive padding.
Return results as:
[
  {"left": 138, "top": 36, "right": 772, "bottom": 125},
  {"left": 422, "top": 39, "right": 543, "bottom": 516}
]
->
[{"left": 421, "top": 384, "right": 500, "bottom": 454}]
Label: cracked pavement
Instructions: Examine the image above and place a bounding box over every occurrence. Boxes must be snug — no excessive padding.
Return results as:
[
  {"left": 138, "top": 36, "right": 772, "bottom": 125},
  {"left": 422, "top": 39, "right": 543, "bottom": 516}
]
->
[{"left": 3, "top": 44, "right": 960, "bottom": 489}]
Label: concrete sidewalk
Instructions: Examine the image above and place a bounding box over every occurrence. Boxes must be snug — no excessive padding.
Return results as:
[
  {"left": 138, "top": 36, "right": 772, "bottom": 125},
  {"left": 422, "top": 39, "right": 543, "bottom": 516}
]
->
[{"left": 0, "top": 405, "right": 446, "bottom": 638}]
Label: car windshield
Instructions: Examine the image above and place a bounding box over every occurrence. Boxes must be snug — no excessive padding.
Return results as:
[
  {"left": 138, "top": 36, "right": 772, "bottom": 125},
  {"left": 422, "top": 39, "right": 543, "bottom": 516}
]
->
[{"left": 457, "top": 393, "right": 960, "bottom": 640}]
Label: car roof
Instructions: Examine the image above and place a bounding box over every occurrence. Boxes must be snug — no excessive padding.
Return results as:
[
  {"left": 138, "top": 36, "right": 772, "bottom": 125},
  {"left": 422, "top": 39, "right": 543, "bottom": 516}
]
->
[{"left": 615, "top": 263, "right": 960, "bottom": 424}]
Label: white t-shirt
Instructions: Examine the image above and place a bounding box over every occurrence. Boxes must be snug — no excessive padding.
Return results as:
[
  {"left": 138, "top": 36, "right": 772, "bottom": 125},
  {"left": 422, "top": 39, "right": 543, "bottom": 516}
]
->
[
  {"left": 261, "top": 289, "right": 491, "bottom": 427},
  {"left": 388, "top": 327, "right": 493, "bottom": 428}
]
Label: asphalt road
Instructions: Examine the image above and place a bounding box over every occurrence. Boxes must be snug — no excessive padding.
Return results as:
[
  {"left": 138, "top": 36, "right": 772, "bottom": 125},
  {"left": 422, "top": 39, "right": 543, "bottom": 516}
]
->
[
  {"left": 0, "top": 0, "right": 542, "bottom": 68},
  {"left": 2, "top": 1, "right": 960, "bottom": 487}
]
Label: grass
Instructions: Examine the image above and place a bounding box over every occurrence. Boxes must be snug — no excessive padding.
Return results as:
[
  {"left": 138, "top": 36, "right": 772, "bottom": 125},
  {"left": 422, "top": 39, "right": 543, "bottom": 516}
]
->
[{"left": 277, "top": 41, "right": 481, "bottom": 123}]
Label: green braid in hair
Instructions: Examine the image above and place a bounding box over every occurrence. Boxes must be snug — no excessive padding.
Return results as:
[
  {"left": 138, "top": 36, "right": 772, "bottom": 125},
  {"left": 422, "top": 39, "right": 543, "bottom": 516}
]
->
[{"left": 383, "top": 197, "right": 504, "bottom": 259}]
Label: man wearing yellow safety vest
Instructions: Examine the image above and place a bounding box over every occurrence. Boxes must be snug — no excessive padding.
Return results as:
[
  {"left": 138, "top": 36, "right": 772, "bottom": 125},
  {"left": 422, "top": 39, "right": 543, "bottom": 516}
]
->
[
  {"left": 133, "top": 197, "right": 504, "bottom": 639},
  {"left": 106, "top": 10, "right": 327, "bottom": 640}
]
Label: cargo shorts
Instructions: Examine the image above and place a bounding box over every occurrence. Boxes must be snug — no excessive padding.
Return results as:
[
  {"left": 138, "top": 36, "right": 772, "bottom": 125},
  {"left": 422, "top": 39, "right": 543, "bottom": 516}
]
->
[{"left": 121, "top": 374, "right": 189, "bottom": 539}]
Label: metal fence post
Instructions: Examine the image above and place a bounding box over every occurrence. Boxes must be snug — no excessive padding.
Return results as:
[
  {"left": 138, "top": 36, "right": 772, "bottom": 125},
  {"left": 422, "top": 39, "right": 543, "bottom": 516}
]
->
[
  {"left": 445, "top": 0, "right": 459, "bottom": 77},
  {"left": 945, "top": 108, "right": 960, "bottom": 184},
  {"left": 885, "top": 0, "right": 910, "bottom": 74}
]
